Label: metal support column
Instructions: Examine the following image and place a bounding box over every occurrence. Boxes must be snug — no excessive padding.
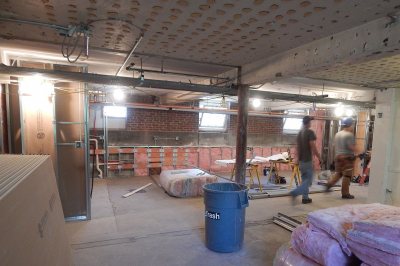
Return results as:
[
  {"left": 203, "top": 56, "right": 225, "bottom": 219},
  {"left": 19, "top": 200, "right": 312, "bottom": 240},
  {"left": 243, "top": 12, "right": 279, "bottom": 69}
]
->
[
  {"left": 235, "top": 67, "right": 249, "bottom": 184},
  {"left": 83, "top": 81, "right": 91, "bottom": 220},
  {"left": 103, "top": 114, "right": 109, "bottom": 177}
]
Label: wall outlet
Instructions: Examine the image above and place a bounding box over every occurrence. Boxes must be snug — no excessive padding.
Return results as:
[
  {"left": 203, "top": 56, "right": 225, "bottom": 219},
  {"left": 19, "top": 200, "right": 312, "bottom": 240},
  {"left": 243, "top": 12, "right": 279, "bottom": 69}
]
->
[{"left": 74, "top": 141, "right": 83, "bottom": 148}]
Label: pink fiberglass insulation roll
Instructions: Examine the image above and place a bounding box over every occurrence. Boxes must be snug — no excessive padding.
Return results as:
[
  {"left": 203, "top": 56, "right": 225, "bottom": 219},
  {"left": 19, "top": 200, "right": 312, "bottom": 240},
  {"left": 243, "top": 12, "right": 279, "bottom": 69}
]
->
[
  {"left": 210, "top": 148, "right": 223, "bottom": 172},
  {"left": 198, "top": 148, "right": 211, "bottom": 171},
  {"left": 253, "top": 147, "right": 263, "bottom": 157},
  {"left": 134, "top": 168, "right": 148, "bottom": 176},
  {"left": 262, "top": 147, "right": 272, "bottom": 157},
  {"left": 307, "top": 203, "right": 399, "bottom": 256},
  {"left": 220, "top": 147, "right": 233, "bottom": 172},
  {"left": 291, "top": 224, "right": 349, "bottom": 266},
  {"left": 187, "top": 152, "right": 199, "bottom": 168},
  {"left": 347, "top": 239, "right": 400, "bottom": 266},
  {"left": 159, "top": 169, "right": 218, "bottom": 197},
  {"left": 353, "top": 218, "right": 400, "bottom": 243},
  {"left": 347, "top": 229, "right": 400, "bottom": 256},
  {"left": 273, "top": 243, "right": 318, "bottom": 266}
]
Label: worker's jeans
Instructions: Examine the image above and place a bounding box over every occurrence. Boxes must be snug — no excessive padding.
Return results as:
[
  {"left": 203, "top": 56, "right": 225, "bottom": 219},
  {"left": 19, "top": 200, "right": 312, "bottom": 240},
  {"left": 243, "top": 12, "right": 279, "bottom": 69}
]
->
[{"left": 291, "top": 161, "right": 313, "bottom": 200}]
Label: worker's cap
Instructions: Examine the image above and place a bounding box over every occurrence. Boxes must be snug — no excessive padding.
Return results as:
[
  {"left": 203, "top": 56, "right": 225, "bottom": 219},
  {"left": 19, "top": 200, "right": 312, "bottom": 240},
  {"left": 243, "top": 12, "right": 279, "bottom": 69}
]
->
[
  {"left": 341, "top": 117, "right": 354, "bottom": 127},
  {"left": 302, "top": 116, "right": 314, "bottom": 125}
]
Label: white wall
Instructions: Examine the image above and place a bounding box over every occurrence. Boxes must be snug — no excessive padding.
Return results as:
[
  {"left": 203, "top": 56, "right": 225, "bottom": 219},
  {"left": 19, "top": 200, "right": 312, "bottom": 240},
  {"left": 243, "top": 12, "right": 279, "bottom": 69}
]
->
[{"left": 368, "top": 88, "right": 400, "bottom": 206}]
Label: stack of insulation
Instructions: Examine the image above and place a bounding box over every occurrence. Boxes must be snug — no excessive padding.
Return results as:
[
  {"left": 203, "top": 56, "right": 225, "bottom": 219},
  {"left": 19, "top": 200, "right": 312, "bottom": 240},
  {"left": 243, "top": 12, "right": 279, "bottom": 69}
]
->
[
  {"left": 160, "top": 169, "right": 218, "bottom": 197},
  {"left": 274, "top": 203, "right": 400, "bottom": 266},
  {"left": 347, "top": 217, "right": 400, "bottom": 265}
]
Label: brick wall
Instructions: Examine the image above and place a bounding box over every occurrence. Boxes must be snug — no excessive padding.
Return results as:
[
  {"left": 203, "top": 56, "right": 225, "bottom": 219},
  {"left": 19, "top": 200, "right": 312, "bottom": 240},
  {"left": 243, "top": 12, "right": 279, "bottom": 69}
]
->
[
  {"left": 126, "top": 109, "right": 199, "bottom": 132},
  {"left": 126, "top": 108, "right": 283, "bottom": 135},
  {"left": 229, "top": 116, "right": 283, "bottom": 134}
]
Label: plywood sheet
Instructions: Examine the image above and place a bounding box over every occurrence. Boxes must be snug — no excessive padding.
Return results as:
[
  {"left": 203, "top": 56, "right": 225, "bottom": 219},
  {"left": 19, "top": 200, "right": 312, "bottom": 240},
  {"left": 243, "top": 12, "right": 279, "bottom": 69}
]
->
[{"left": 20, "top": 93, "right": 55, "bottom": 163}]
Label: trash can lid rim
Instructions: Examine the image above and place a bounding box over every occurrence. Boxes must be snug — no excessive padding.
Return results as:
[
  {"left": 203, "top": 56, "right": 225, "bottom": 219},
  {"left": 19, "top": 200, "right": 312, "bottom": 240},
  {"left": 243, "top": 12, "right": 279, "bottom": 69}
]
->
[{"left": 203, "top": 183, "right": 248, "bottom": 193}]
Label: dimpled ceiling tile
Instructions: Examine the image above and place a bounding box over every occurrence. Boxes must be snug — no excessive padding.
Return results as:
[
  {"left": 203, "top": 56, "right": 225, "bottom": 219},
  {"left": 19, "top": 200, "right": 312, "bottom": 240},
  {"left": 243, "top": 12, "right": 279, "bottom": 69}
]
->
[
  {"left": 307, "top": 54, "right": 400, "bottom": 88},
  {"left": 0, "top": 0, "right": 400, "bottom": 65}
]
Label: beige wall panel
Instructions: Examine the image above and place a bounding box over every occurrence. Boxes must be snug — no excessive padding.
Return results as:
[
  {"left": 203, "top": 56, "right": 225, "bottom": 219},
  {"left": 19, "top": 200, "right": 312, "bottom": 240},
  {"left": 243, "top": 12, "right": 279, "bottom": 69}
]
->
[{"left": 20, "top": 94, "right": 55, "bottom": 163}]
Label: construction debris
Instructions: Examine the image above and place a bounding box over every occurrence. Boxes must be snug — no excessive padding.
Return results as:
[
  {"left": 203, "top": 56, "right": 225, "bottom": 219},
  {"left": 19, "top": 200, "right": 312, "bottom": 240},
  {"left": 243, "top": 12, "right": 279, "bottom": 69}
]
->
[{"left": 122, "top": 183, "right": 152, "bottom": 198}]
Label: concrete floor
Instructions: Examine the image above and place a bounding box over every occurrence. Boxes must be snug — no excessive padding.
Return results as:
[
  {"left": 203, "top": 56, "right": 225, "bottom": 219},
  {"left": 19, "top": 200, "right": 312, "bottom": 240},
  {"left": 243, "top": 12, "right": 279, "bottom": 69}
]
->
[{"left": 66, "top": 176, "right": 369, "bottom": 266}]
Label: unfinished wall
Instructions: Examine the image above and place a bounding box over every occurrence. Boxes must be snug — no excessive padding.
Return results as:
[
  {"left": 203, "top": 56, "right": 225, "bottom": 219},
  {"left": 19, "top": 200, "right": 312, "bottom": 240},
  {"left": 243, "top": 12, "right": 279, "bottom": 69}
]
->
[
  {"left": 102, "top": 145, "right": 298, "bottom": 177},
  {"left": 103, "top": 107, "right": 295, "bottom": 147},
  {"left": 90, "top": 103, "right": 330, "bottom": 177}
]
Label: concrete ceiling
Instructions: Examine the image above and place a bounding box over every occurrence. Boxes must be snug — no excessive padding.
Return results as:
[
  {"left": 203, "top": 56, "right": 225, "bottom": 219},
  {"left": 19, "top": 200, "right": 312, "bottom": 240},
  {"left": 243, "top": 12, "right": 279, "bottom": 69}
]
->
[{"left": 1, "top": 0, "right": 399, "bottom": 66}]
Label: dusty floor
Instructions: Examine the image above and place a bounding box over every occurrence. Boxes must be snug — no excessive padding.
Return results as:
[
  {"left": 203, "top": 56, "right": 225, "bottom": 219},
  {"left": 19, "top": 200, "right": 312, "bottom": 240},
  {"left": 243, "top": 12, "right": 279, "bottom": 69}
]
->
[{"left": 66, "top": 176, "right": 369, "bottom": 266}]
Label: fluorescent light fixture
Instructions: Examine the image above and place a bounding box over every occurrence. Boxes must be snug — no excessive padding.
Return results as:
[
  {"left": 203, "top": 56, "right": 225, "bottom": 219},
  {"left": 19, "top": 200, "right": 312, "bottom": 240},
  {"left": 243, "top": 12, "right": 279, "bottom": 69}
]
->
[
  {"left": 113, "top": 89, "right": 125, "bottom": 101},
  {"left": 103, "top": 106, "right": 127, "bottom": 118},
  {"left": 252, "top": 98, "right": 261, "bottom": 108},
  {"left": 345, "top": 109, "right": 354, "bottom": 117}
]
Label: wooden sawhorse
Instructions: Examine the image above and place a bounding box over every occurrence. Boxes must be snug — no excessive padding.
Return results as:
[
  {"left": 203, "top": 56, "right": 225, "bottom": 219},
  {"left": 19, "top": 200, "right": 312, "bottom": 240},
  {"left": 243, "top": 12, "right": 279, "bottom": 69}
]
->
[
  {"left": 267, "top": 160, "right": 302, "bottom": 187},
  {"left": 231, "top": 164, "right": 263, "bottom": 192}
]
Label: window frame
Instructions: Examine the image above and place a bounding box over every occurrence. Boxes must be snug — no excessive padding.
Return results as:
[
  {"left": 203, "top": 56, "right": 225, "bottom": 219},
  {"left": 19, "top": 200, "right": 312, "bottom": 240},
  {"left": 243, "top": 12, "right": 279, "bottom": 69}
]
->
[
  {"left": 283, "top": 110, "right": 307, "bottom": 135},
  {"left": 198, "top": 100, "right": 228, "bottom": 132}
]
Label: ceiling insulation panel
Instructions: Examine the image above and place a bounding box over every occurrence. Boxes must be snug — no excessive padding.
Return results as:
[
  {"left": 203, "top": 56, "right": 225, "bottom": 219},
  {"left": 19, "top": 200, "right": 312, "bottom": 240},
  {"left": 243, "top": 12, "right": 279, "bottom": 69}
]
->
[
  {"left": 307, "top": 54, "right": 400, "bottom": 88},
  {"left": 0, "top": 0, "right": 399, "bottom": 66}
]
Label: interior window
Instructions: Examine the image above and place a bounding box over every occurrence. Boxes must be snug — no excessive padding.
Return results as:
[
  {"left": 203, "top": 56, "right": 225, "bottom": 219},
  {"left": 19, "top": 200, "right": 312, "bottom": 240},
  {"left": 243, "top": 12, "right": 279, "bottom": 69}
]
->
[
  {"left": 283, "top": 110, "right": 306, "bottom": 134},
  {"left": 199, "top": 100, "right": 228, "bottom": 132}
]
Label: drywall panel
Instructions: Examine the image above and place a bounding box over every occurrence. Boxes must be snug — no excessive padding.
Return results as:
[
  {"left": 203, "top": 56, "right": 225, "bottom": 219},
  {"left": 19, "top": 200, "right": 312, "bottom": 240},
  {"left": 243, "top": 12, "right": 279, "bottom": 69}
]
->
[{"left": 0, "top": 155, "right": 72, "bottom": 266}]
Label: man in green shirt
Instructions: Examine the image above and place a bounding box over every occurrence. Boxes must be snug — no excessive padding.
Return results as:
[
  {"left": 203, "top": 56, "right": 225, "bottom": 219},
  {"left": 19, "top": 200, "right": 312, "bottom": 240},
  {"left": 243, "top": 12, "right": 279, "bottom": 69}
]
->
[{"left": 290, "top": 116, "right": 322, "bottom": 204}]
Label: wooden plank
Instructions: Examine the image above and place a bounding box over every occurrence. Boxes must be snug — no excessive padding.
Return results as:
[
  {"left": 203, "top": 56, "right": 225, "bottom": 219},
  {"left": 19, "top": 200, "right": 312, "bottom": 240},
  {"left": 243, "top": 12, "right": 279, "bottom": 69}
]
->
[{"left": 122, "top": 183, "right": 152, "bottom": 198}]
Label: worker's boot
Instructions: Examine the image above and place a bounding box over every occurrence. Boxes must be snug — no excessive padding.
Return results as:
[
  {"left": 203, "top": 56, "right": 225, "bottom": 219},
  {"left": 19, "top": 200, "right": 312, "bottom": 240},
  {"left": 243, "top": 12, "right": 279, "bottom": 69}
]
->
[
  {"left": 342, "top": 194, "right": 355, "bottom": 199},
  {"left": 302, "top": 198, "right": 312, "bottom": 204},
  {"left": 324, "top": 184, "right": 333, "bottom": 193}
]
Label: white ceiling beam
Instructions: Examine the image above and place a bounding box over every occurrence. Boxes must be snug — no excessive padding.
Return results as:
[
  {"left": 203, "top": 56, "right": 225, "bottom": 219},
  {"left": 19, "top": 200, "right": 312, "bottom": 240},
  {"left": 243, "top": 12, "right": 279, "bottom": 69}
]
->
[{"left": 240, "top": 14, "right": 400, "bottom": 86}]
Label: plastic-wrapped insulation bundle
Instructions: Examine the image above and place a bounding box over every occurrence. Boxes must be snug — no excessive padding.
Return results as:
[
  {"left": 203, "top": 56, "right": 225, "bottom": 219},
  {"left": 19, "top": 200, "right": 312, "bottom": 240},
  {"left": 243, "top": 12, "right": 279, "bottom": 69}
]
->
[{"left": 273, "top": 243, "right": 318, "bottom": 266}]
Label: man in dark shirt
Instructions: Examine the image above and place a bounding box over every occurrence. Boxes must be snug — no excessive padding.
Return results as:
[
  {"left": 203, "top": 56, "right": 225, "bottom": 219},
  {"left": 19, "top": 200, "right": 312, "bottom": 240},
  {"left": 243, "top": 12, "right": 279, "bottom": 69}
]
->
[{"left": 290, "top": 116, "right": 322, "bottom": 204}]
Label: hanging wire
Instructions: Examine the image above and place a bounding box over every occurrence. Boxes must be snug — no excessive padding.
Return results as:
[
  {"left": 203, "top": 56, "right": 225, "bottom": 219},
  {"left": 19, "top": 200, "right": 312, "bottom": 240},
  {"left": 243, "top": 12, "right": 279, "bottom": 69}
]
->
[{"left": 61, "top": 24, "right": 89, "bottom": 63}]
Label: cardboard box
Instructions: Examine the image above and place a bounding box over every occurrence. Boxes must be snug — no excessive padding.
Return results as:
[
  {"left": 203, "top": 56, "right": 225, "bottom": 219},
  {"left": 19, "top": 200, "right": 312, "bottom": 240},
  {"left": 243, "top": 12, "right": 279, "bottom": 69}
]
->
[{"left": 0, "top": 155, "right": 72, "bottom": 266}]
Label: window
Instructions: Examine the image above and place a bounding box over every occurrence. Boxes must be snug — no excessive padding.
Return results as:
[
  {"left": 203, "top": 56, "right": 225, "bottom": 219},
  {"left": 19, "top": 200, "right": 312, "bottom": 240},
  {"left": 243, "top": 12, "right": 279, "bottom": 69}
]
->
[
  {"left": 103, "top": 106, "right": 127, "bottom": 118},
  {"left": 283, "top": 110, "right": 306, "bottom": 134},
  {"left": 199, "top": 100, "right": 228, "bottom": 131},
  {"left": 89, "top": 106, "right": 127, "bottom": 130}
]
